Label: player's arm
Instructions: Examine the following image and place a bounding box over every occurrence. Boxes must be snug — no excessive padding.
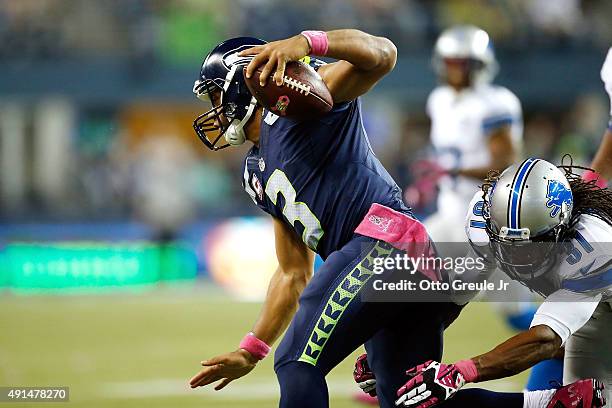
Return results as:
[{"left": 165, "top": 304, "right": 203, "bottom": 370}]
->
[
  {"left": 470, "top": 325, "right": 563, "bottom": 381},
  {"left": 251, "top": 217, "right": 315, "bottom": 344},
  {"left": 395, "top": 290, "right": 600, "bottom": 407},
  {"left": 456, "top": 125, "right": 516, "bottom": 180},
  {"left": 315, "top": 30, "right": 397, "bottom": 102},
  {"left": 587, "top": 47, "right": 612, "bottom": 182},
  {"left": 240, "top": 29, "right": 397, "bottom": 103},
  {"left": 589, "top": 127, "right": 612, "bottom": 180},
  {"left": 394, "top": 328, "right": 561, "bottom": 407},
  {"left": 392, "top": 327, "right": 562, "bottom": 406},
  {"left": 472, "top": 289, "right": 600, "bottom": 381},
  {"left": 465, "top": 288, "right": 598, "bottom": 382},
  {"left": 189, "top": 218, "right": 314, "bottom": 391}
]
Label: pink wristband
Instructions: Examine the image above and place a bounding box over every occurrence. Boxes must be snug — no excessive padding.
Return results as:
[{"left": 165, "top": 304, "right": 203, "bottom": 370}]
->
[
  {"left": 454, "top": 359, "right": 479, "bottom": 383},
  {"left": 583, "top": 169, "right": 608, "bottom": 188},
  {"left": 301, "top": 30, "right": 329, "bottom": 56},
  {"left": 239, "top": 332, "right": 271, "bottom": 360}
]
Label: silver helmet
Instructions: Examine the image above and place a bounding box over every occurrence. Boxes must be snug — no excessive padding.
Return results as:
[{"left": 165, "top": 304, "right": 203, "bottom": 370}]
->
[
  {"left": 433, "top": 25, "right": 499, "bottom": 85},
  {"left": 484, "top": 158, "right": 574, "bottom": 281}
]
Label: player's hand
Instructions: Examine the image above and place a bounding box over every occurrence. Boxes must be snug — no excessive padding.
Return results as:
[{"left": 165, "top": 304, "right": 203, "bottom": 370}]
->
[
  {"left": 239, "top": 35, "right": 311, "bottom": 87},
  {"left": 395, "top": 360, "right": 466, "bottom": 407},
  {"left": 403, "top": 160, "right": 449, "bottom": 209},
  {"left": 189, "top": 349, "right": 258, "bottom": 391},
  {"left": 354, "top": 353, "right": 377, "bottom": 397}
]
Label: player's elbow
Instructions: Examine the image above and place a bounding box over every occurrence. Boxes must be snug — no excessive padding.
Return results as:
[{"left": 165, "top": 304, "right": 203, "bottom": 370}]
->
[
  {"left": 488, "top": 130, "right": 516, "bottom": 170},
  {"left": 281, "top": 266, "right": 312, "bottom": 292},
  {"left": 375, "top": 37, "right": 397, "bottom": 74},
  {"left": 530, "top": 325, "right": 563, "bottom": 359}
]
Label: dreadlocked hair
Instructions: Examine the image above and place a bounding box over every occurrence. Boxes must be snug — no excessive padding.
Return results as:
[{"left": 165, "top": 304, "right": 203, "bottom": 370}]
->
[
  {"left": 482, "top": 170, "right": 499, "bottom": 194},
  {"left": 481, "top": 169, "right": 499, "bottom": 219},
  {"left": 480, "top": 155, "right": 612, "bottom": 234},
  {"left": 558, "top": 154, "right": 612, "bottom": 228}
]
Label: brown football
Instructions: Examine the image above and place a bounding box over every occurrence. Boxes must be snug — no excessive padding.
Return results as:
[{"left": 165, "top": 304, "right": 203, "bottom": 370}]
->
[{"left": 243, "top": 60, "right": 333, "bottom": 120}]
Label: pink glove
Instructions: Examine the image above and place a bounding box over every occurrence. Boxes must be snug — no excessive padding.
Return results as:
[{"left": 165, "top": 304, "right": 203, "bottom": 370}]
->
[
  {"left": 404, "top": 160, "right": 451, "bottom": 209},
  {"left": 354, "top": 353, "right": 377, "bottom": 397},
  {"left": 396, "top": 360, "right": 478, "bottom": 407}
]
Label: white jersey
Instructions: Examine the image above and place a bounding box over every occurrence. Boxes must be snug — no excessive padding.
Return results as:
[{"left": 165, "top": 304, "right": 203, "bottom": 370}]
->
[
  {"left": 465, "top": 191, "right": 612, "bottom": 344},
  {"left": 427, "top": 84, "right": 523, "bottom": 208}
]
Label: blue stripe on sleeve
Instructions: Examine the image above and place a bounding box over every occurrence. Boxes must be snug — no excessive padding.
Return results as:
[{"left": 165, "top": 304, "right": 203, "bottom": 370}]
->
[
  {"left": 562, "top": 267, "right": 612, "bottom": 292},
  {"left": 482, "top": 115, "right": 514, "bottom": 132}
]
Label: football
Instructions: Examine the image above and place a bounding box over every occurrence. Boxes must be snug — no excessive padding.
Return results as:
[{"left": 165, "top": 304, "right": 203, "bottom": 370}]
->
[{"left": 243, "top": 60, "right": 333, "bottom": 120}]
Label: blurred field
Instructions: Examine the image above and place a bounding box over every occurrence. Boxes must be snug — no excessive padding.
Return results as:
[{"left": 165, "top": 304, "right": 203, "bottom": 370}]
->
[{"left": 0, "top": 284, "right": 527, "bottom": 408}]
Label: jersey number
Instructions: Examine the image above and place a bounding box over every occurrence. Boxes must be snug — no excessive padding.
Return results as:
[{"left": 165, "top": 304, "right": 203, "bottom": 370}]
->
[
  {"left": 470, "top": 200, "right": 487, "bottom": 229},
  {"left": 265, "top": 169, "right": 324, "bottom": 250},
  {"left": 565, "top": 231, "right": 594, "bottom": 267}
]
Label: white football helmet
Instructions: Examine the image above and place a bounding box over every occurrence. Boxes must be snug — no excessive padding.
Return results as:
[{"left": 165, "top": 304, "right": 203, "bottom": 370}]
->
[
  {"left": 433, "top": 25, "right": 499, "bottom": 85},
  {"left": 483, "top": 158, "right": 574, "bottom": 281}
]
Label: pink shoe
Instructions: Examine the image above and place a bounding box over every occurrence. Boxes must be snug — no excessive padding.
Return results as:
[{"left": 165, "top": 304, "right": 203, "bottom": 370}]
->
[
  {"left": 547, "top": 379, "right": 606, "bottom": 408},
  {"left": 353, "top": 391, "right": 379, "bottom": 405}
]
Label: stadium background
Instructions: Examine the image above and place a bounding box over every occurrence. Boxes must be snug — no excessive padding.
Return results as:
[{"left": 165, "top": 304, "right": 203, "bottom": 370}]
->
[{"left": 0, "top": 0, "right": 611, "bottom": 406}]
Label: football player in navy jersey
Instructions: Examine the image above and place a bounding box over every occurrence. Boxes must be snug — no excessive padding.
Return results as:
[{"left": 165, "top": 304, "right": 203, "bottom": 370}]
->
[{"left": 187, "top": 31, "right": 526, "bottom": 408}]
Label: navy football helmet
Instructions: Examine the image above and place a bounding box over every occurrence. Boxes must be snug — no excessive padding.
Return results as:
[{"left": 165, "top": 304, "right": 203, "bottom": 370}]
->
[{"left": 193, "top": 37, "right": 266, "bottom": 150}]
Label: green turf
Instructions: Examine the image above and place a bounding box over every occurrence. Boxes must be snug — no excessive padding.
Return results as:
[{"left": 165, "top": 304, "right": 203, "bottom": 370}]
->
[{"left": 0, "top": 284, "right": 527, "bottom": 407}]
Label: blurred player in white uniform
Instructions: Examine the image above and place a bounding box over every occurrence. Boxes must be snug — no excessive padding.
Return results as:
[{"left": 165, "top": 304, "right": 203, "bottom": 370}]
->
[
  {"left": 423, "top": 25, "right": 522, "bottom": 243},
  {"left": 392, "top": 158, "right": 610, "bottom": 408}
]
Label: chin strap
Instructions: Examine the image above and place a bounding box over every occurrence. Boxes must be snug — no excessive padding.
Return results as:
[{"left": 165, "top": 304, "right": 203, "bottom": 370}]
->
[
  {"left": 225, "top": 96, "right": 258, "bottom": 146},
  {"left": 560, "top": 201, "right": 572, "bottom": 226}
]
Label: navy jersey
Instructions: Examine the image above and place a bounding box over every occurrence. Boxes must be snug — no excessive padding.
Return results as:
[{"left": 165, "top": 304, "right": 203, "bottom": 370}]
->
[{"left": 242, "top": 98, "right": 411, "bottom": 260}]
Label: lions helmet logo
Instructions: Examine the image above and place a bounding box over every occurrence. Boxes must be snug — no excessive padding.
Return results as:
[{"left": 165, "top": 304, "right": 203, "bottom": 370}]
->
[{"left": 545, "top": 180, "right": 573, "bottom": 218}]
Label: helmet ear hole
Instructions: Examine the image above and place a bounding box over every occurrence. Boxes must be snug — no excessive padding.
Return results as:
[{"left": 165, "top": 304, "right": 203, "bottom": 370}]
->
[{"left": 225, "top": 102, "right": 237, "bottom": 117}]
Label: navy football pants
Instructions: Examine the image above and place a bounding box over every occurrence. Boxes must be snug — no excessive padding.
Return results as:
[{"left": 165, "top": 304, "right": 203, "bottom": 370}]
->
[{"left": 274, "top": 235, "right": 463, "bottom": 408}]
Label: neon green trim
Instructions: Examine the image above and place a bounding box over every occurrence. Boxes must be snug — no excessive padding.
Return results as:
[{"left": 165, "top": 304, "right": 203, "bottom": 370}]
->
[{"left": 298, "top": 242, "right": 393, "bottom": 365}]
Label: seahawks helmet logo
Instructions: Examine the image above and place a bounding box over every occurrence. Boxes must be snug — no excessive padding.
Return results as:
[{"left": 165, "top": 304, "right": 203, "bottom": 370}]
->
[
  {"left": 222, "top": 45, "right": 258, "bottom": 69},
  {"left": 545, "top": 180, "right": 572, "bottom": 218}
]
